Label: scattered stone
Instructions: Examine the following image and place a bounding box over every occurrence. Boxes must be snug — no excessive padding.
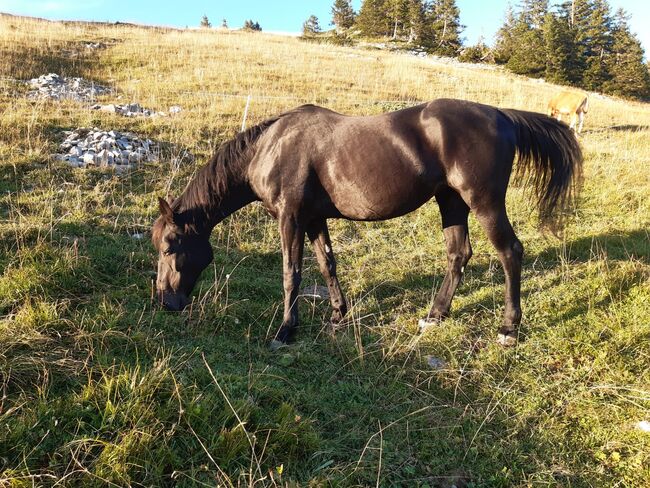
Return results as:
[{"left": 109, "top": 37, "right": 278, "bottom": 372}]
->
[
  {"left": 27, "top": 73, "right": 111, "bottom": 101},
  {"left": 301, "top": 284, "right": 330, "bottom": 300},
  {"left": 91, "top": 102, "right": 183, "bottom": 118},
  {"left": 84, "top": 41, "right": 106, "bottom": 50},
  {"left": 637, "top": 420, "right": 650, "bottom": 433},
  {"left": 406, "top": 49, "right": 428, "bottom": 58},
  {"left": 53, "top": 127, "right": 160, "bottom": 170},
  {"left": 426, "top": 356, "right": 447, "bottom": 370}
]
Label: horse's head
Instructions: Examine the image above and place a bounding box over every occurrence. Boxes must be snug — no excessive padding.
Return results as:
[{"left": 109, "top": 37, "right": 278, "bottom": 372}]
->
[{"left": 152, "top": 197, "right": 213, "bottom": 311}]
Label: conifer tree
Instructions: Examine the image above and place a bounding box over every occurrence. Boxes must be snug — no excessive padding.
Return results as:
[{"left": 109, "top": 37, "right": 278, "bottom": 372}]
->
[
  {"left": 604, "top": 9, "right": 650, "bottom": 98},
  {"left": 504, "top": 0, "right": 548, "bottom": 76},
  {"left": 494, "top": 4, "right": 517, "bottom": 64},
  {"left": 581, "top": 0, "right": 613, "bottom": 90},
  {"left": 200, "top": 15, "right": 211, "bottom": 28},
  {"left": 387, "top": 0, "right": 409, "bottom": 39},
  {"left": 406, "top": 0, "right": 425, "bottom": 43},
  {"left": 331, "top": 0, "right": 356, "bottom": 33},
  {"left": 303, "top": 15, "right": 322, "bottom": 36},
  {"left": 428, "top": 0, "right": 463, "bottom": 56},
  {"left": 243, "top": 20, "right": 262, "bottom": 31},
  {"left": 356, "top": 0, "right": 391, "bottom": 37},
  {"left": 544, "top": 12, "right": 579, "bottom": 84}
]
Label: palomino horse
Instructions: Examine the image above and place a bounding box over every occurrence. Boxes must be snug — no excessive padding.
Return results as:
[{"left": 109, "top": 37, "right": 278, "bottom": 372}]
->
[
  {"left": 152, "top": 99, "right": 582, "bottom": 348},
  {"left": 547, "top": 91, "right": 589, "bottom": 134}
]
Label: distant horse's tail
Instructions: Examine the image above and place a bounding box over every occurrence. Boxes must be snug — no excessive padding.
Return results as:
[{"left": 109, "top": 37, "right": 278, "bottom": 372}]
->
[{"left": 500, "top": 108, "right": 583, "bottom": 230}]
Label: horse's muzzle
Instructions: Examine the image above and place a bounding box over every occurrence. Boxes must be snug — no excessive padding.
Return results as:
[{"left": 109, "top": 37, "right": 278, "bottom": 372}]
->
[{"left": 158, "top": 290, "right": 190, "bottom": 311}]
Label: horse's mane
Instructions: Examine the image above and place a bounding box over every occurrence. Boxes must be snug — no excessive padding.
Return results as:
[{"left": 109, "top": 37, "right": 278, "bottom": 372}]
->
[{"left": 173, "top": 116, "right": 281, "bottom": 222}]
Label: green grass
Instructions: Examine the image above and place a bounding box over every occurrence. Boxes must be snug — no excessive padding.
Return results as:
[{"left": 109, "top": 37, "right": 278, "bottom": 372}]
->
[{"left": 0, "top": 15, "right": 649, "bottom": 487}]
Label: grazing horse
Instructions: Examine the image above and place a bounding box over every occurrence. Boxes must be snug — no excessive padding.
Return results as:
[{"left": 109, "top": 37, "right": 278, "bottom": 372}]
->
[
  {"left": 547, "top": 91, "right": 589, "bottom": 134},
  {"left": 152, "top": 98, "right": 582, "bottom": 348}
]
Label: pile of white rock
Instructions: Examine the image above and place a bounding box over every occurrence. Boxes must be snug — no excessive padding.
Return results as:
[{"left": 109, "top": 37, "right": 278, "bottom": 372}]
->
[
  {"left": 27, "top": 73, "right": 111, "bottom": 101},
  {"left": 91, "top": 102, "right": 183, "bottom": 118},
  {"left": 53, "top": 128, "right": 159, "bottom": 170}
]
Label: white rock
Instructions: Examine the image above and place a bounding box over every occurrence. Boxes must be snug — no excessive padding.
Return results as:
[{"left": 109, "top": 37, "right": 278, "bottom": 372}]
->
[
  {"left": 426, "top": 356, "right": 447, "bottom": 370},
  {"left": 83, "top": 153, "right": 96, "bottom": 165},
  {"left": 637, "top": 421, "right": 650, "bottom": 433}
]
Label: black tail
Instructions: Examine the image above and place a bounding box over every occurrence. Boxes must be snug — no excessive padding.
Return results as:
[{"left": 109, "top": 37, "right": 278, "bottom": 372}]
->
[{"left": 500, "top": 108, "right": 583, "bottom": 230}]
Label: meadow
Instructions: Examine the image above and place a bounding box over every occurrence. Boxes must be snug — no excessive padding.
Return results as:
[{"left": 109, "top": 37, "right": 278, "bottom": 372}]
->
[{"left": 0, "top": 15, "right": 648, "bottom": 487}]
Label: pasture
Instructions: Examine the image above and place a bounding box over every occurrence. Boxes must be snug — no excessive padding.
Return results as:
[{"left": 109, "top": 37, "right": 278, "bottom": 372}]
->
[{"left": 0, "top": 16, "right": 649, "bottom": 487}]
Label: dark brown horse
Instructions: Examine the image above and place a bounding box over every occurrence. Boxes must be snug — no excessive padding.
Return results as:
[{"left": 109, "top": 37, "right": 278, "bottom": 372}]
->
[{"left": 152, "top": 98, "right": 582, "bottom": 348}]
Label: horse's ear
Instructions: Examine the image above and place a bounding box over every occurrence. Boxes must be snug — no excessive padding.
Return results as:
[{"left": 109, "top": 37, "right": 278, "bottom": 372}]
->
[{"left": 158, "top": 196, "right": 175, "bottom": 224}]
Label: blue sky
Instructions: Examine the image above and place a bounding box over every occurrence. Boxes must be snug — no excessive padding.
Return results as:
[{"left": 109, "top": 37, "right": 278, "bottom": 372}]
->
[{"left": 1, "top": 0, "right": 648, "bottom": 54}]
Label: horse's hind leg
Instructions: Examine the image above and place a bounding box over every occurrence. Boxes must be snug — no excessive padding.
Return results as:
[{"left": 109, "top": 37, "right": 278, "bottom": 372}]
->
[
  {"left": 474, "top": 203, "right": 523, "bottom": 346},
  {"left": 577, "top": 111, "right": 584, "bottom": 133},
  {"left": 272, "top": 213, "right": 305, "bottom": 348},
  {"left": 306, "top": 219, "right": 347, "bottom": 328},
  {"left": 420, "top": 187, "right": 472, "bottom": 331}
]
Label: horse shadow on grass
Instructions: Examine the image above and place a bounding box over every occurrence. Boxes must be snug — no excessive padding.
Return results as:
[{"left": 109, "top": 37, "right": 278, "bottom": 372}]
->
[
  {"left": 364, "top": 228, "right": 648, "bottom": 333},
  {"left": 584, "top": 124, "right": 650, "bottom": 134}
]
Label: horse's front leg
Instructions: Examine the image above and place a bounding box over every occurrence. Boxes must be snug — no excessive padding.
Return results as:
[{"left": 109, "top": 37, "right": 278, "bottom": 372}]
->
[{"left": 272, "top": 213, "right": 305, "bottom": 348}]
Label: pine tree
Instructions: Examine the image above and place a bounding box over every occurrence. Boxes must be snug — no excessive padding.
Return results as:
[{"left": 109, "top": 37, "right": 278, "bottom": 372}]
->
[
  {"left": 243, "top": 20, "right": 262, "bottom": 31},
  {"left": 331, "top": 0, "right": 356, "bottom": 33},
  {"left": 459, "top": 36, "right": 491, "bottom": 63},
  {"left": 544, "top": 12, "right": 579, "bottom": 84},
  {"left": 356, "top": 0, "right": 391, "bottom": 37},
  {"left": 428, "top": 0, "right": 463, "bottom": 56},
  {"left": 387, "top": 0, "right": 409, "bottom": 39},
  {"left": 604, "top": 9, "right": 650, "bottom": 99},
  {"left": 504, "top": 0, "right": 548, "bottom": 76},
  {"left": 581, "top": 0, "right": 613, "bottom": 90},
  {"left": 521, "top": 0, "right": 549, "bottom": 29},
  {"left": 200, "top": 15, "right": 211, "bottom": 28},
  {"left": 303, "top": 15, "right": 321, "bottom": 36},
  {"left": 406, "top": 0, "right": 425, "bottom": 43},
  {"left": 494, "top": 4, "right": 517, "bottom": 64}
]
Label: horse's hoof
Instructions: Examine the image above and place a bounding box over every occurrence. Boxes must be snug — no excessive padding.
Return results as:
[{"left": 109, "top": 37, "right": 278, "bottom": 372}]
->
[
  {"left": 269, "top": 339, "right": 288, "bottom": 352},
  {"left": 418, "top": 318, "right": 439, "bottom": 333},
  {"left": 497, "top": 329, "right": 518, "bottom": 347}
]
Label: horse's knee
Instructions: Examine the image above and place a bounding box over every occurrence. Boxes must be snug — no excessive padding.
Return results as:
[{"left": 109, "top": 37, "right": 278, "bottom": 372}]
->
[
  {"left": 448, "top": 246, "right": 471, "bottom": 271},
  {"left": 498, "top": 239, "right": 523, "bottom": 265}
]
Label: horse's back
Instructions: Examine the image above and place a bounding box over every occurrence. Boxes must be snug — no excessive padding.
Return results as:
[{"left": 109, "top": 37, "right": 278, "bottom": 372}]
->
[
  {"left": 549, "top": 91, "right": 588, "bottom": 114},
  {"left": 249, "top": 99, "right": 518, "bottom": 221}
]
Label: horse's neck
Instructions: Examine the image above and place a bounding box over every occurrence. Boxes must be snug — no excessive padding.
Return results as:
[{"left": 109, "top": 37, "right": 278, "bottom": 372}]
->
[
  {"left": 208, "top": 183, "right": 257, "bottom": 227},
  {"left": 176, "top": 181, "right": 256, "bottom": 235}
]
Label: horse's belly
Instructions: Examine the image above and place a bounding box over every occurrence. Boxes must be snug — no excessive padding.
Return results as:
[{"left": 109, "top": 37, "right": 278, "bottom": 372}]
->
[{"left": 325, "top": 173, "right": 436, "bottom": 221}]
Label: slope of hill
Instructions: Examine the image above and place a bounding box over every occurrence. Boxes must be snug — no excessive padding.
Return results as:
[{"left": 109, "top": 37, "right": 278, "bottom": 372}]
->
[{"left": 0, "top": 15, "right": 648, "bottom": 487}]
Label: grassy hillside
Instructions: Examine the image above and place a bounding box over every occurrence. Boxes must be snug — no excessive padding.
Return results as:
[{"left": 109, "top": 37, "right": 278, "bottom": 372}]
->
[{"left": 0, "top": 15, "right": 648, "bottom": 487}]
